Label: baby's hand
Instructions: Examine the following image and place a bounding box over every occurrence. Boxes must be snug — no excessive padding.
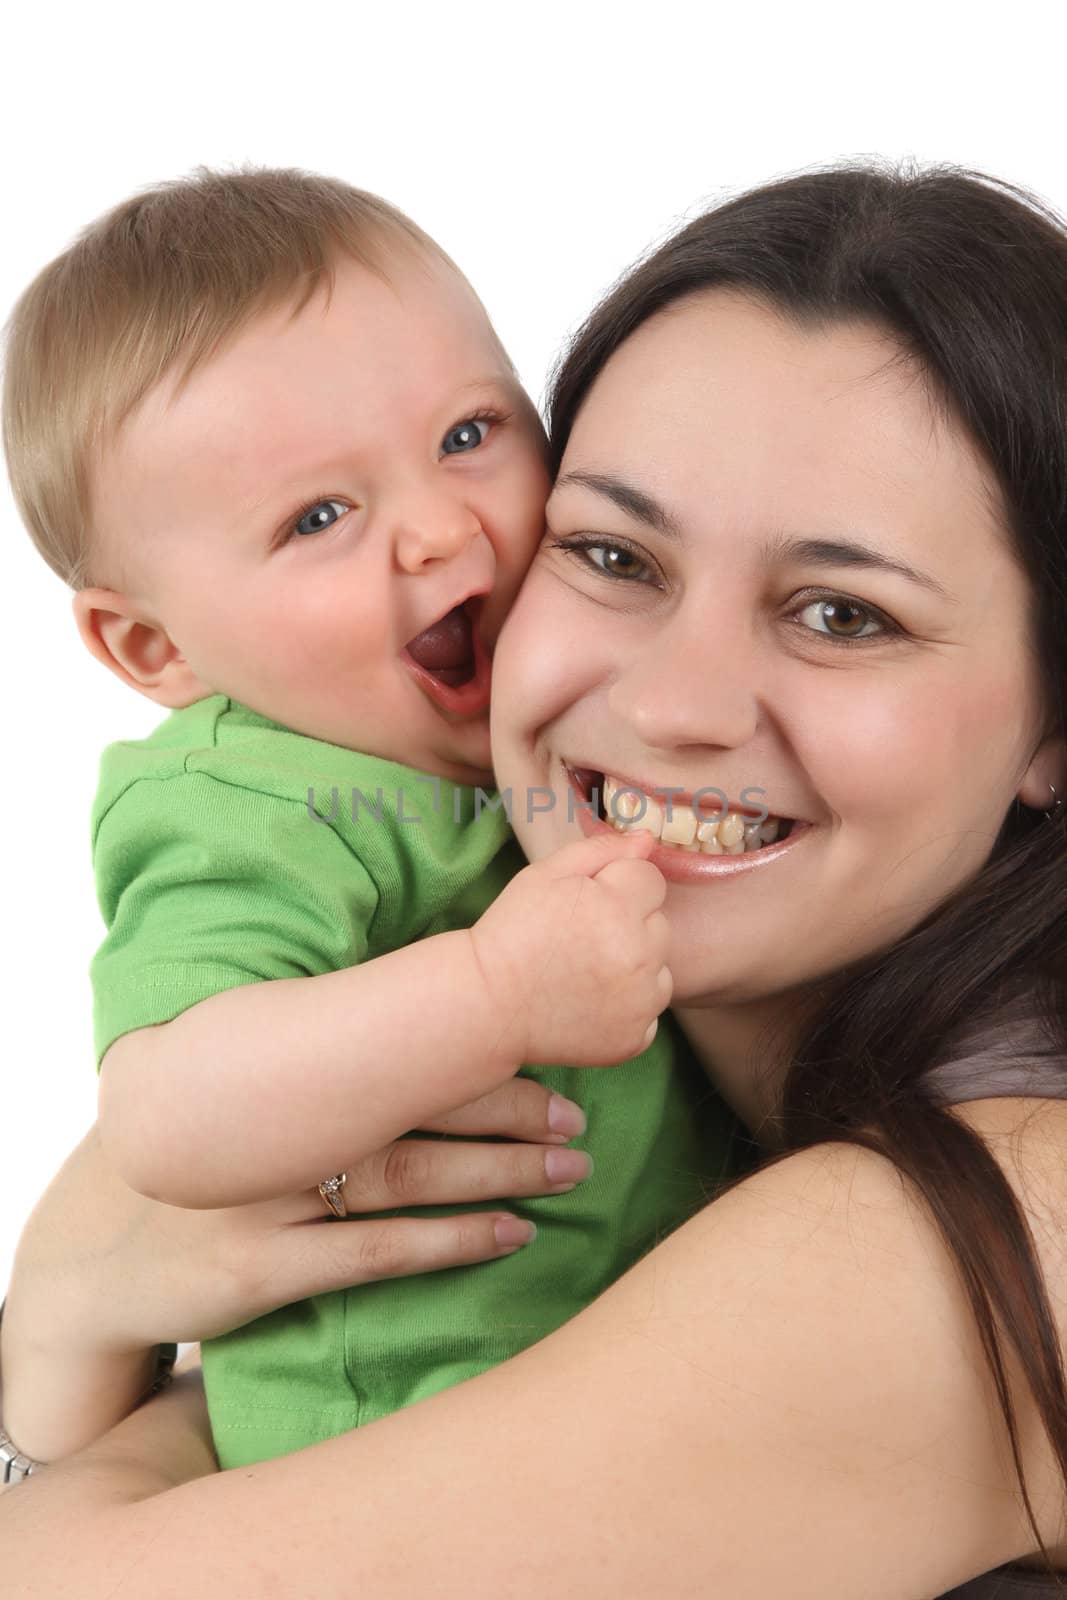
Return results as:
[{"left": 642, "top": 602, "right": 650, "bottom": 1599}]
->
[{"left": 468, "top": 830, "right": 672, "bottom": 1069}]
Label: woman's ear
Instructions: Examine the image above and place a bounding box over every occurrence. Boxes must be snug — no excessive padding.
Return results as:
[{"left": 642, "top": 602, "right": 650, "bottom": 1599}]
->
[
  {"left": 1017, "top": 731, "right": 1067, "bottom": 812},
  {"left": 71, "top": 588, "right": 213, "bottom": 709}
]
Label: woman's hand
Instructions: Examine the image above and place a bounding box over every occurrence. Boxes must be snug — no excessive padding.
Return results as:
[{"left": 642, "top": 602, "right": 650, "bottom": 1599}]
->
[{"left": 1, "top": 1078, "right": 588, "bottom": 1461}]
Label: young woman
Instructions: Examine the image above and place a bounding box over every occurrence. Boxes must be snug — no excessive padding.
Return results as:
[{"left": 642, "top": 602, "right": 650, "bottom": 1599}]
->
[{"left": 6, "top": 161, "right": 1067, "bottom": 1598}]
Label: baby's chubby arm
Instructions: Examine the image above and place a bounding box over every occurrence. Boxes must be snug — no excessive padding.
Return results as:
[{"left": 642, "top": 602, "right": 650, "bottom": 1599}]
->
[{"left": 98, "top": 830, "right": 669, "bottom": 1209}]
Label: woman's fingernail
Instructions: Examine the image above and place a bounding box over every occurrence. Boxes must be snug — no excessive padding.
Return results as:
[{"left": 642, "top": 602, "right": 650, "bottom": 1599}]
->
[
  {"left": 544, "top": 1148, "right": 594, "bottom": 1185},
  {"left": 547, "top": 1093, "right": 587, "bottom": 1138},
  {"left": 494, "top": 1215, "right": 537, "bottom": 1250}
]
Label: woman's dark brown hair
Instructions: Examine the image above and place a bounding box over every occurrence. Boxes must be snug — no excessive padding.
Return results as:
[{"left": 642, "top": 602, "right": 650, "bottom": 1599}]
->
[{"left": 548, "top": 162, "right": 1067, "bottom": 1575}]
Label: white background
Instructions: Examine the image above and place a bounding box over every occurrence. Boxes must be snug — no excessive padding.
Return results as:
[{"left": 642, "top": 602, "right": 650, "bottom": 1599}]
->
[{"left": 3, "top": 0, "right": 1066, "bottom": 1289}]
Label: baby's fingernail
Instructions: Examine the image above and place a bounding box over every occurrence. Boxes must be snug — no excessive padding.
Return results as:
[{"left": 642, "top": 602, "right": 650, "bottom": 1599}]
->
[
  {"left": 548, "top": 1093, "right": 587, "bottom": 1138},
  {"left": 544, "top": 1148, "right": 594, "bottom": 1185},
  {"left": 494, "top": 1215, "right": 537, "bottom": 1250}
]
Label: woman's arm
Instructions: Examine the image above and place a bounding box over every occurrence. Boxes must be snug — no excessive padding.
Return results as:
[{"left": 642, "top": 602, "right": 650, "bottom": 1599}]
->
[
  {"left": 7, "top": 1099, "right": 1065, "bottom": 1598},
  {"left": 1, "top": 1076, "right": 587, "bottom": 1463}
]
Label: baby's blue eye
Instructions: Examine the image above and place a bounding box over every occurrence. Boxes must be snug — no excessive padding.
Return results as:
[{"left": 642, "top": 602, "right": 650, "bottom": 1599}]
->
[
  {"left": 293, "top": 500, "right": 348, "bottom": 537},
  {"left": 441, "top": 418, "right": 490, "bottom": 455}
]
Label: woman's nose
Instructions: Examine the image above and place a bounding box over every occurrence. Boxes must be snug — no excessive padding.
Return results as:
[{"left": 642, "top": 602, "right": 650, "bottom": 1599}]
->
[
  {"left": 608, "top": 604, "right": 762, "bottom": 754},
  {"left": 393, "top": 495, "right": 482, "bottom": 572}
]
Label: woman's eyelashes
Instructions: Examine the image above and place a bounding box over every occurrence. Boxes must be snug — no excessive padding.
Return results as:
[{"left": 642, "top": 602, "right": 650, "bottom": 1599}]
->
[
  {"left": 548, "top": 535, "right": 661, "bottom": 585},
  {"left": 783, "top": 592, "right": 902, "bottom": 646},
  {"left": 783, "top": 595, "right": 902, "bottom": 643},
  {"left": 549, "top": 534, "right": 903, "bottom": 647}
]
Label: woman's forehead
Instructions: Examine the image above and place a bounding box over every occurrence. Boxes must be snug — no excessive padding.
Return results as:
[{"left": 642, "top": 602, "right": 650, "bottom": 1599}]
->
[
  {"left": 557, "top": 290, "right": 1012, "bottom": 581},
  {"left": 571, "top": 291, "right": 932, "bottom": 447}
]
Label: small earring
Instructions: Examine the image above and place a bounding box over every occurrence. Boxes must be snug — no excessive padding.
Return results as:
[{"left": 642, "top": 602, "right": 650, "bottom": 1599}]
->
[{"left": 1045, "top": 783, "right": 1066, "bottom": 821}]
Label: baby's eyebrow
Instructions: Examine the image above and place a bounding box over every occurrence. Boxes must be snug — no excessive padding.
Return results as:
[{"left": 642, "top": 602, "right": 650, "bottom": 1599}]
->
[{"left": 452, "top": 375, "right": 513, "bottom": 397}]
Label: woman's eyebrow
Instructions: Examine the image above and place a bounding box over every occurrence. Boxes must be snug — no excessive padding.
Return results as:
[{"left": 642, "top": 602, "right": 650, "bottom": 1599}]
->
[
  {"left": 761, "top": 532, "right": 958, "bottom": 602},
  {"left": 554, "top": 471, "right": 683, "bottom": 539},
  {"left": 555, "top": 470, "right": 956, "bottom": 602}
]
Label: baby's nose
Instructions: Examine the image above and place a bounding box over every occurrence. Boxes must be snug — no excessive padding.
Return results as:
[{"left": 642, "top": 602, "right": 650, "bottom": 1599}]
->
[{"left": 394, "top": 498, "right": 482, "bottom": 571}]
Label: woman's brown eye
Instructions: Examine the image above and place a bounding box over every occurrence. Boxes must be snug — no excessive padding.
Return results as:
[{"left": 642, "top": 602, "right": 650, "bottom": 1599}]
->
[
  {"left": 821, "top": 600, "right": 869, "bottom": 636},
  {"left": 796, "top": 597, "right": 885, "bottom": 641},
  {"left": 581, "top": 543, "right": 653, "bottom": 581},
  {"left": 596, "top": 548, "right": 641, "bottom": 575}
]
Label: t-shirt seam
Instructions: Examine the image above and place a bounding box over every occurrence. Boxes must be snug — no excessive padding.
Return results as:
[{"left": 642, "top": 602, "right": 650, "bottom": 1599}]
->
[{"left": 90, "top": 693, "right": 229, "bottom": 848}]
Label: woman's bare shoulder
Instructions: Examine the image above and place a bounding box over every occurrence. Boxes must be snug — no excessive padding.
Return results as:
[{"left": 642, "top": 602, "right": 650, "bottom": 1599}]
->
[{"left": 561, "top": 1125, "right": 1066, "bottom": 1587}]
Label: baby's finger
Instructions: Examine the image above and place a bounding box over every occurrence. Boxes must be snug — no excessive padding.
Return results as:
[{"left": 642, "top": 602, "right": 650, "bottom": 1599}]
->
[
  {"left": 272, "top": 1213, "right": 538, "bottom": 1300},
  {"left": 593, "top": 856, "right": 667, "bottom": 916},
  {"left": 538, "top": 826, "right": 655, "bottom": 883},
  {"left": 645, "top": 909, "right": 671, "bottom": 963},
  {"left": 421, "top": 1079, "right": 587, "bottom": 1143}
]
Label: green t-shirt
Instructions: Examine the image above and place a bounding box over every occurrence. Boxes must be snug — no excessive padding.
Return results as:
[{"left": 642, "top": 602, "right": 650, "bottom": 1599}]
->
[
  {"left": 91, "top": 694, "right": 742, "bottom": 1468},
  {"left": 90, "top": 694, "right": 523, "bottom": 1066}
]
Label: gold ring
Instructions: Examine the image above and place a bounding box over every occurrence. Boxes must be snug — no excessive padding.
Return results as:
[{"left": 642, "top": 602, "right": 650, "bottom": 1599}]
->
[{"left": 317, "top": 1172, "right": 348, "bottom": 1218}]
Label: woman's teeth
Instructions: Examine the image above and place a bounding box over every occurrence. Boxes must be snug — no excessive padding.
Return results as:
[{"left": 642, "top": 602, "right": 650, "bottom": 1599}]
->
[{"left": 600, "top": 774, "right": 788, "bottom": 854}]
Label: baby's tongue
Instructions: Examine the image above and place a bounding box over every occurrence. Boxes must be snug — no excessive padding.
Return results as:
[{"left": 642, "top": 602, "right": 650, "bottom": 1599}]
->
[{"left": 405, "top": 604, "right": 475, "bottom": 687}]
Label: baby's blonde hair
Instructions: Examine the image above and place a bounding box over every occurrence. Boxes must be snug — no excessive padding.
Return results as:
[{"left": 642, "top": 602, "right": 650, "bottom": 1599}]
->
[{"left": 2, "top": 166, "right": 452, "bottom": 590}]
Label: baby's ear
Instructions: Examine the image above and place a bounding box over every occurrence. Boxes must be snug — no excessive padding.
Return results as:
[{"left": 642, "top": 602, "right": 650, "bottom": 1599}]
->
[{"left": 71, "top": 588, "right": 211, "bottom": 709}]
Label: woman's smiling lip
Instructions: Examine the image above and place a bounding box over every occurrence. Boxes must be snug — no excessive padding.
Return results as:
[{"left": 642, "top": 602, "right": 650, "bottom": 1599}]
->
[{"left": 563, "top": 763, "right": 813, "bottom": 882}]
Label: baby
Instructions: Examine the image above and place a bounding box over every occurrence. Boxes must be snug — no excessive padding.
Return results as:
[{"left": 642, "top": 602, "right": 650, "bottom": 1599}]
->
[{"left": 2, "top": 168, "right": 738, "bottom": 1468}]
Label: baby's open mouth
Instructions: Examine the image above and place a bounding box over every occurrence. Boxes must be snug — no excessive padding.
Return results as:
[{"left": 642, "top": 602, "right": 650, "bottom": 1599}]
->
[
  {"left": 404, "top": 601, "right": 478, "bottom": 687},
  {"left": 402, "top": 596, "right": 492, "bottom": 719}
]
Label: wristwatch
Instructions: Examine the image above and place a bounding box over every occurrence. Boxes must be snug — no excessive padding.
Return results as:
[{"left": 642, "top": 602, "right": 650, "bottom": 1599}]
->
[{"left": 0, "top": 1297, "right": 177, "bottom": 1484}]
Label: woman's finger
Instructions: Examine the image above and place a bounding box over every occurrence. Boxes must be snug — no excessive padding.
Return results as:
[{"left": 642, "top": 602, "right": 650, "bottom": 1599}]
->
[
  {"left": 337, "top": 1136, "right": 593, "bottom": 1213},
  {"left": 266, "top": 1212, "right": 537, "bottom": 1302},
  {"left": 420, "top": 1079, "right": 587, "bottom": 1142}
]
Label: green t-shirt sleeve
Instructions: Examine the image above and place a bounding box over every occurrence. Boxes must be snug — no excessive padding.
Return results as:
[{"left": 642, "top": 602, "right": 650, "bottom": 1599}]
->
[{"left": 91, "top": 770, "right": 379, "bottom": 1070}]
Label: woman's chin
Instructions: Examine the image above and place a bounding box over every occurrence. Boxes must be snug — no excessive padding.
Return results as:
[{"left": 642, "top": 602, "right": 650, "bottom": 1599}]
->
[
  {"left": 663, "top": 925, "right": 820, "bottom": 1009},
  {"left": 668, "top": 972, "right": 768, "bottom": 1009}
]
